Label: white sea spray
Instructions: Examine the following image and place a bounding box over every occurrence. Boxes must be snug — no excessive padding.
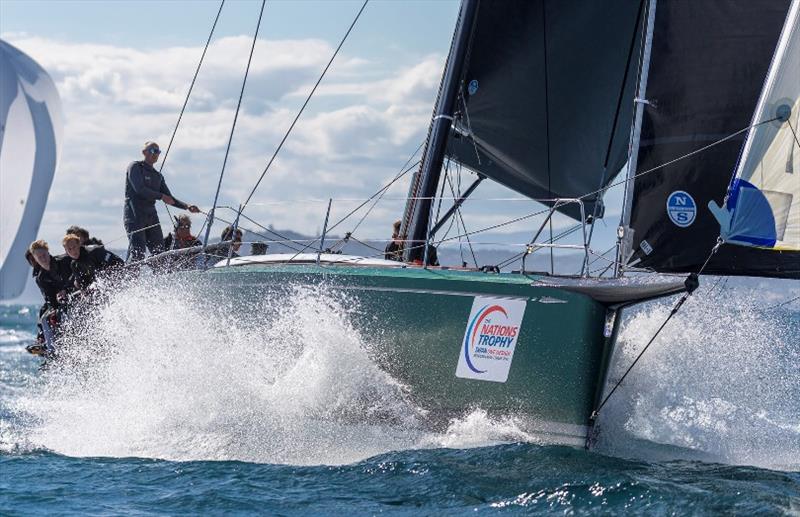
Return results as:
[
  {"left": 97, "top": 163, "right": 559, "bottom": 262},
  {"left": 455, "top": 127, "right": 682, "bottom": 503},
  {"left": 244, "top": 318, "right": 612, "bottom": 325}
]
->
[
  {"left": 595, "top": 283, "right": 800, "bottom": 469},
  {"left": 3, "top": 275, "right": 533, "bottom": 464}
]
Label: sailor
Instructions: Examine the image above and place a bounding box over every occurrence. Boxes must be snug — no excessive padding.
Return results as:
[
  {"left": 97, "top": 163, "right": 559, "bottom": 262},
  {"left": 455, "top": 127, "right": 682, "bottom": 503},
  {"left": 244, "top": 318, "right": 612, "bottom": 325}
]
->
[
  {"left": 408, "top": 243, "right": 439, "bottom": 267},
  {"left": 66, "top": 225, "right": 103, "bottom": 246},
  {"left": 217, "top": 226, "right": 243, "bottom": 262},
  {"left": 24, "top": 249, "right": 48, "bottom": 355},
  {"left": 426, "top": 244, "right": 440, "bottom": 267},
  {"left": 25, "top": 249, "right": 40, "bottom": 276},
  {"left": 62, "top": 233, "right": 124, "bottom": 289},
  {"left": 163, "top": 215, "right": 202, "bottom": 251},
  {"left": 29, "top": 240, "right": 73, "bottom": 308},
  {"left": 384, "top": 220, "right": 403, "bottom": 261},
  {"left": 250, "top": 242, "right": 269, "bottom": 255},
  {"left": 162, "top": 215, "right": 204, "bottom": 270},
  {"left": 124, "top": 141, "right": 200, "bottom": 262}
]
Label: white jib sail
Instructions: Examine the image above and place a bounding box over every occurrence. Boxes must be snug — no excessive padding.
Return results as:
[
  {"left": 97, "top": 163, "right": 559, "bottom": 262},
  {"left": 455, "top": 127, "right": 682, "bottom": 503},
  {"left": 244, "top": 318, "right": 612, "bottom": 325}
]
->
[
  {"left": 713, "top": 0, "right": 800, "bottom": 250},
  {"left": 0, "top": 39, "right": 63, "bottom": 300}
]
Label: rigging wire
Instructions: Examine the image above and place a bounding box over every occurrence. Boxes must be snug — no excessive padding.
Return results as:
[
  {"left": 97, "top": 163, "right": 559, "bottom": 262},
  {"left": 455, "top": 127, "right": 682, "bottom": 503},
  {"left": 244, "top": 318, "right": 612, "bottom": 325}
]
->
[
  {"left": 239, "top": 0, "right": 369, "bottom": 213},
  {"left": 202, "top": 0, "right": 266, "bottom": 252},
  {"left": 281, "top": 158, "right": 420, "bottom": 261},
  {"left": 787, "top": 118, "right": 800, "bottom": 150},
  {"left": 346, "top": 141, "right": 424, "bottom": 236},
  {"left": 759, "top": 294, "right": 800, "bottom": 312},
  {"left": 593, "top": 116, "right": 781, "bottom": 206},
  {"left": 160, "top": 0, "right": 225, "bottom": 174},
  {"left": 156, "top": 0, "right": 226, "bottom": 226},
  {"left": 444, "top": 167, "right": 478, "bottom": 268},
  {"left": 591, "top": 239, "right": 722, "bottom": 420}
]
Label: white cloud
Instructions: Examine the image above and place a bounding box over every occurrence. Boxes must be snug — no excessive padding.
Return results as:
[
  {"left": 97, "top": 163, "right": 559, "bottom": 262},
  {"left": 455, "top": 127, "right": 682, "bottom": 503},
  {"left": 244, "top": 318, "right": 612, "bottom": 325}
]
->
[
  {"left": 3, "top": 34, "right": 441, "bottom": 248},
  {"left": 5, "top": 33, "right": 610, "bottom": 262}
]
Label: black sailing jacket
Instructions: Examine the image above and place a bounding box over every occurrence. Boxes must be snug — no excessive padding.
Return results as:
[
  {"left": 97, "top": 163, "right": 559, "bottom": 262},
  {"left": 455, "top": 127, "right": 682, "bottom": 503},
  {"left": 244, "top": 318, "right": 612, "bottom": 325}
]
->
[
  {"left": 124, "top": 160, "right": 187, "bottom": 226},
  {"left": 34, "top": 254, "right": 74, "bottom": 307},
  {"left": 70, "top": 245, "right": 124, "bottom": 289}
]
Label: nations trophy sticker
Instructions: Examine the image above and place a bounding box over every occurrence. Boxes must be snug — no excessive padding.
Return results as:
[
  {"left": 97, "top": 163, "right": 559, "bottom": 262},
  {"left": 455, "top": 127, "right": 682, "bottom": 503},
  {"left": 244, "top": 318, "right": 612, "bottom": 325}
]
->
[
  {"left": 456, "top": 296, "right": 527, "bottom": 383},
  {"left": 666, "top": 190, "right": 697, "bottom": 227}
]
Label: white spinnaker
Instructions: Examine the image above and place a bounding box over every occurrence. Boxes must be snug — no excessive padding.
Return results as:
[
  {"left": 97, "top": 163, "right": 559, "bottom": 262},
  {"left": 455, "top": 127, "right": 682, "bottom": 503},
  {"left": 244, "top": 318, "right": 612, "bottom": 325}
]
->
[
  {"left": 0, "top": 39, "right": 63, "bottom": 299},
  {"left": 731, "top": 0, "right": 800, "bottom": 250}
]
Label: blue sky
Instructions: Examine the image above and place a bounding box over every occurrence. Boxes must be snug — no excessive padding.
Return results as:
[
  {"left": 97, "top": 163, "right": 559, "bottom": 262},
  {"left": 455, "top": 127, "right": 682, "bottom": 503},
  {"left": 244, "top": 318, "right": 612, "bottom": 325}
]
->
[
  {"left": 1, "top": 1, "right": 458, "bottom": 51},
  {"left": 2, "top": 0, "right": 624, "bottom": 272}
]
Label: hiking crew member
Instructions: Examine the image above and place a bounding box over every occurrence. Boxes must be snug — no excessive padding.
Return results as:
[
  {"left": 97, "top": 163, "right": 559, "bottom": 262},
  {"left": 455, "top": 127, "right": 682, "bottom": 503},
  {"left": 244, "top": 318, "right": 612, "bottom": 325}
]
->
[
  {"left": 250, "top": 242, "right": 268, "bottom": 255},
  {"left": 124, "top": 141, "right": 199, "bottom": 262},
  {"left": 163, "top": 215, "right": 204, "bottom": 270},
  {"left": 62, "top": 234, "right": 124, "bottom": 289},
  {"left": 65, "top": 225, "right": 103, "bottom": 246},
  {"left": 29, "top": 240, "right": 73, "bottom": 308}
]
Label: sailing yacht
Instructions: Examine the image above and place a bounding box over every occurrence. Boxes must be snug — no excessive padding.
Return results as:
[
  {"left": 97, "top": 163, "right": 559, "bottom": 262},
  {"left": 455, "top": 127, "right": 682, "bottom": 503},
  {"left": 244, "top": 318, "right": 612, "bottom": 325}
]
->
[{"left": 172, "top": 0, "right": 796, "bottom": 446}]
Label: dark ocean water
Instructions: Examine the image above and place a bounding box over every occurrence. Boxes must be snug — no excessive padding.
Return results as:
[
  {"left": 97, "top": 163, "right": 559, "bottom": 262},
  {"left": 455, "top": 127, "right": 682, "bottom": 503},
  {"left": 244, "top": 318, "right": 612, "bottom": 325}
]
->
[{"left": 1, "top": 279, "right": 799, "bottom": 515}]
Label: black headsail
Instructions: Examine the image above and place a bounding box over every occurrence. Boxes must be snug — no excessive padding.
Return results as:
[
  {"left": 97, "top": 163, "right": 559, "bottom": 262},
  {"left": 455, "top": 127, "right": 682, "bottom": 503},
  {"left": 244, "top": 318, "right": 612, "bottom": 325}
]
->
[
  {"left": 626, "top": 0, "right": 800, "bottom": 278},
  {"left": 402, "top": 0, "right": 645, "bottom": 261}
]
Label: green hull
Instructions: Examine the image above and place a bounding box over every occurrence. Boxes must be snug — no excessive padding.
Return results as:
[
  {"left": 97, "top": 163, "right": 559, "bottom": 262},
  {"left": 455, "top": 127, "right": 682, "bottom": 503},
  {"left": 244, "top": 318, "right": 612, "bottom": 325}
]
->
[{"left": 191, "top": 262, "right": 631, "bottom": 446}]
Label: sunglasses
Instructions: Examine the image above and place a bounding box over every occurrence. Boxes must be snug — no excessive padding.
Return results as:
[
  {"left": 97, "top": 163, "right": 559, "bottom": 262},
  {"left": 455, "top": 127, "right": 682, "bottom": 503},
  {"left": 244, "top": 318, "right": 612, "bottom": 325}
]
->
[
  {"left": 177, "top": 225, "right": 191, "bottom": 229},
  {"left": 147, "top": 147, "right": 161, "bottom": 155}
]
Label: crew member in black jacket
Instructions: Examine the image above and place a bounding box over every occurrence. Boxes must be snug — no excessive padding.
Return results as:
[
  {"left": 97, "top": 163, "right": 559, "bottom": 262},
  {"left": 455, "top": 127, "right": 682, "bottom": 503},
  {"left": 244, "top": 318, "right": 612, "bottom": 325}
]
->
[
  {"left": 124, "top": 141, "right": 200, "bottom": 262},
  {"left": 29, "top": 240, "right": 73, "bottom": 308},
  {"left": 62, "top": 234, "right": 124, "bottom": 289}
]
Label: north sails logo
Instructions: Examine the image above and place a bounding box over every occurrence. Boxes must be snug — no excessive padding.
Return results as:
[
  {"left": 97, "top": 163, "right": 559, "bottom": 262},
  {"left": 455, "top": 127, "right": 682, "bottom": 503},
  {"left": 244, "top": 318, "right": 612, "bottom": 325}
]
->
[{"left": 462, "top": 304, "right": 520, "bottom": 374}]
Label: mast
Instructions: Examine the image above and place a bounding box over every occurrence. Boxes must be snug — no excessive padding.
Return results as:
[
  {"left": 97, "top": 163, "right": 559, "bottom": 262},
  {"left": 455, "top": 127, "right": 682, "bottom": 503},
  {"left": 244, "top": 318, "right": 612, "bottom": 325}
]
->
[
  {"left": 615, "top": 0, "right": 657, "bottom": 277},
  {"left": 401, "top": 0, "right": 480, "bottom": 263}
]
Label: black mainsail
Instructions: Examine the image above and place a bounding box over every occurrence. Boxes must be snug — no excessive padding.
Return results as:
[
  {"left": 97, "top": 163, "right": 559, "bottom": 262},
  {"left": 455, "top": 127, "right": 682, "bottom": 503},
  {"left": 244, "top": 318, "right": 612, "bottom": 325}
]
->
[
  {"left": 444, "top": 0, "right": 644, "bottom": 220},
  {"left": 626, "top": 0, "right": 800, "bottom": 278},
  {"left": 403, "top": 0, "right": 645, "bottom": 261}
]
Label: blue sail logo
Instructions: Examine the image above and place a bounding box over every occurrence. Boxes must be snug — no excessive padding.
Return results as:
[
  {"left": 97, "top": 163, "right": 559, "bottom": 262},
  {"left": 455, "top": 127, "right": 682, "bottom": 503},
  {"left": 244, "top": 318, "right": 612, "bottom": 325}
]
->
[{"left": 666, "top": 190, "right": 697, "bottom": 227}]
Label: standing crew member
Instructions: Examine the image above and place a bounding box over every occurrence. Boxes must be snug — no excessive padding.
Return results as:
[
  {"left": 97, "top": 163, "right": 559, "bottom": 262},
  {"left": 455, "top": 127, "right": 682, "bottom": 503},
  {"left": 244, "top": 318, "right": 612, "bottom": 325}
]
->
[{"left": 124, "top": 141, "right": 200, "bottom": 262}]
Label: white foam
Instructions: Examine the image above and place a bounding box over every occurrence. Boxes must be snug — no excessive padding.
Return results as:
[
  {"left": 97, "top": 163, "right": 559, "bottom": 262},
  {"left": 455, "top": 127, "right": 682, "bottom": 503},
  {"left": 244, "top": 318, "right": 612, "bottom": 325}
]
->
[
  {"left": 0, "top": 328, "right": 34, "bottom": 347},
  {"left": 5, "top": 276, "right": 535, "bottom": 465},
  {"left": 595, "top": 286, "right": 800, "bottom": 470}
]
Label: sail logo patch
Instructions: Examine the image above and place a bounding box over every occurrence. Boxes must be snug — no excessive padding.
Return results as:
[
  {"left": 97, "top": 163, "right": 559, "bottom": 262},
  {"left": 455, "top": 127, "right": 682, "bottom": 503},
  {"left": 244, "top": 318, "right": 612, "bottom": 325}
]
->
[
  {"left": 467, "top": 79, "right": 479, "bottom": 95},
  {"left": 666, "top": 190, "right": 697, "bottom": 227},
  {"left": 456, "top": 297, "right": 526, "bottom": 383}
]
